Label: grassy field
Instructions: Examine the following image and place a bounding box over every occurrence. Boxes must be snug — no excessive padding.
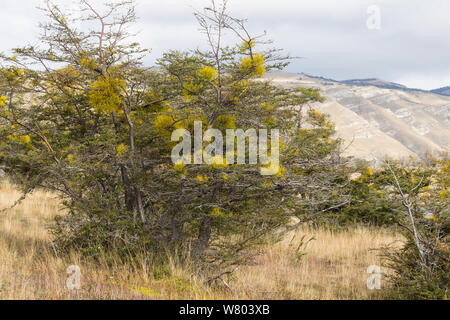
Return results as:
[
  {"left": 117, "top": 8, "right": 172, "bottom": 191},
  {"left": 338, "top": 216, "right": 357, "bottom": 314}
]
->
[{"left": 0, "top": 180, "right": 402, "bottom": 300}]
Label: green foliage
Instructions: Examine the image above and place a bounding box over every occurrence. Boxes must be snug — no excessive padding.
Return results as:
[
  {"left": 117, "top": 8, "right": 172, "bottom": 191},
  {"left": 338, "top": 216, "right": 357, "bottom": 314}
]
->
[
  {"left": 383, "top": 236, "right": 449, "bottom": 300},
  {"left": 379, "top": 160, "right": 449, "bottom": 299}
]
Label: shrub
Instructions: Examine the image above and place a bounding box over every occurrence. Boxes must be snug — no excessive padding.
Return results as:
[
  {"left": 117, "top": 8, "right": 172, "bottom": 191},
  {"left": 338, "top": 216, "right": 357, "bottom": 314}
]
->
[{"left": 0, "top": 0, "right": 349, "bottom": 272}]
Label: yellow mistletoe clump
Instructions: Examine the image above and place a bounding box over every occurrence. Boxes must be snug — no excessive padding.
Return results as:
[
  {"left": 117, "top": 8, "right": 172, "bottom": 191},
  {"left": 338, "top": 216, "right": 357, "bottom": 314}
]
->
[
  {"left": 7, "top": 134, "right": 31, "bottom": 145},
  {"left": 241, "top": 53, "right": 266, "bottom": 77},
  {"left": 173, "top": 160, "right": 186, "bottom": 173},
  {"left": 22, "top": 135, "right": 31, "bottom": 144},
  {"left": 154, "top": 115, "right": 176, "bottom": 134},
  {"left": 442, "top": 161, "right": 450, "bottom": 172},
  {"left": 211, "top": 207, "right": 224, "bottom": 217},
  {"left": 196, "top": 175, "right": 208, "bottom": 183},
  {"left": 116, "top": 144, "right": 128, "bottom": 157},
  {"left": 5, "top": 67, "right": 24, "bottom": 82},
  {"left": 0, "top": 96, "right": 7, "bottom": 107},
  {"left": 239, "top": 40, "right": 256, "bottom": 53},
  {"left": 215, "top": 115, "right": 236, "bottom": 130},
  {"left": 88, "top": 76, "right": 125, "bottom": 114},
  {"left": 197, "top": 66, "right": 217, "bottom": 81},
  {"left": 80, "top": 53, "right": 98, "bottom": 70}
]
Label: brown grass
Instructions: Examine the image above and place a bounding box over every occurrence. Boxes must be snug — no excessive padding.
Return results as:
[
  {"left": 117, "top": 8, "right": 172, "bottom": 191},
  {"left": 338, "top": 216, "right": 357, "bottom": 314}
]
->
[{"left": 0, "top": 180, "right": 401, "bottom": 300}]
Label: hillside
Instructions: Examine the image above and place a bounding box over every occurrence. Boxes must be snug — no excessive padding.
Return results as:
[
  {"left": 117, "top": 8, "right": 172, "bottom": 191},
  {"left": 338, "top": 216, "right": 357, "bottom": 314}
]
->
[
  {"left": 266, "top": 72, "right": 450, "bottom": 162},
  {"left": 431, "top": 87, "right": 450, "bottom": 97}
]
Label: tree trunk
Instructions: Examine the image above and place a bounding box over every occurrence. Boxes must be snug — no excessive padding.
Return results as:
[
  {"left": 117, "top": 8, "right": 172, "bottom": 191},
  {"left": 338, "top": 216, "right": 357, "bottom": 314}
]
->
[
  {"left": 120, "top": 165, "right": 134, "bottom": 212},
  {"left": 194, "top": 216, "right": 212, "bottom": 257},
  {"left": 169, "top": 214, "right": 184, "bottom": 245}
]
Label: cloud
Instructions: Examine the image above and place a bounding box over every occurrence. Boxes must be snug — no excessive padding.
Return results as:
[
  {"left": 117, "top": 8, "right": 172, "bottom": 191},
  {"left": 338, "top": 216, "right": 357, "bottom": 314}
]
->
[{"left": 0, "top": 0, "right": 449, "bottom": 90}]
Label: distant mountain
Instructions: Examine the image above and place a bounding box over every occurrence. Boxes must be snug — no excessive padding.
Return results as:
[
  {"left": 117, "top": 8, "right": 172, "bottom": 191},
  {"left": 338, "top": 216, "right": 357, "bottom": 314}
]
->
[
  {"left": 340, "top": 78, "right": 409, "bottom": 91},
  {"left": 265, "top": 71, "right": 450, "bottom": 163},
  {"left": 431, "top": 86, "right": 450, "bottom": 96}
]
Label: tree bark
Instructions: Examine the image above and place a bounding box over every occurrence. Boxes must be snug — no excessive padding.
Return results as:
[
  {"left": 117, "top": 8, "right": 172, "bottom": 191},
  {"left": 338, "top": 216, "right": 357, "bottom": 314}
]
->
[{"left": 194, "top": 216, "right": 212, "bottom": 257}]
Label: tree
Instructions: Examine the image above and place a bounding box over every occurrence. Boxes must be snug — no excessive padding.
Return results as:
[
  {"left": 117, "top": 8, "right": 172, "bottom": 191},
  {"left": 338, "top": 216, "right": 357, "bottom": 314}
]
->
[
  {"left": 380, "top": 160, "right": 449, "bottom": 299},
  {"left": 0, "top": 0, "right": 349, "bottom": 272}
]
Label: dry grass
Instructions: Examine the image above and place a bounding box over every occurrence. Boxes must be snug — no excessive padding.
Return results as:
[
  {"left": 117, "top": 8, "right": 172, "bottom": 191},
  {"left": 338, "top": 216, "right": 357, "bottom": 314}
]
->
[
  {"left": 0, "top": 180, "right": 402, "bottom": 300},
  {"left": 233, "top": 227, "right": 401, "bottom": 299}
]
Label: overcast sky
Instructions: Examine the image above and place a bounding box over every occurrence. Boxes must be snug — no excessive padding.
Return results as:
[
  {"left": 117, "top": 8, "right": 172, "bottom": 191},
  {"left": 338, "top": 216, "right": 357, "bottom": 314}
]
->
[{"left": 1, "top": 0, "right": 449, "bottom": 90}]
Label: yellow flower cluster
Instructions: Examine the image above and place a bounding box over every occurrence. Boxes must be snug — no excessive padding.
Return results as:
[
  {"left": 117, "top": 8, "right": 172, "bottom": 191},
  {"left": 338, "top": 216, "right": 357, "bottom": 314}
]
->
[
  {"left": 154, "top": 115, "right": 179, "bottom": 134},
  {"left": 197, "top": 66, "right": 217, "bottom": 81},
  {"left": 22, "top": 135, "right": 31, "bottom": 144},
  {"left": 173, "top": 160, "right": 186, "bottom": 173},
  {"left": 5, "top": 67, "right": 24, "bottom": 81},
  {"left": 241, "top": 53, "right": 266, "bottom": 77},
  {"left": 211, "top": 207, "right": 224, "bottom": 217},
  {"left": 443, "top": 161, "right": 450, "bottom": 172},
  {"left": 7, "top": 134, "right": 31, "bottom": 145},
  {"left": 154, "top": 111, "right": 207, "bottom": 138},
  {"left": 88, "top": 76, "right": 125, "bottom": 114},
  {"left": 240, "top": 40, "right": 255, "bottom": 52},
  {"left": 215, "top": 114, "right": 236, "bottom": 130},
  {"left": 196, "top": 175, "right": 208, "bottom": 183},
  {"left": 116, "top": 143, "right": 128, "bottom": 157},
  {"left": 80, "top": 53, "right": 98, "bottom": 70},
  {"left": 0, "top": 96, "right": 7, "bottom": 107}
]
